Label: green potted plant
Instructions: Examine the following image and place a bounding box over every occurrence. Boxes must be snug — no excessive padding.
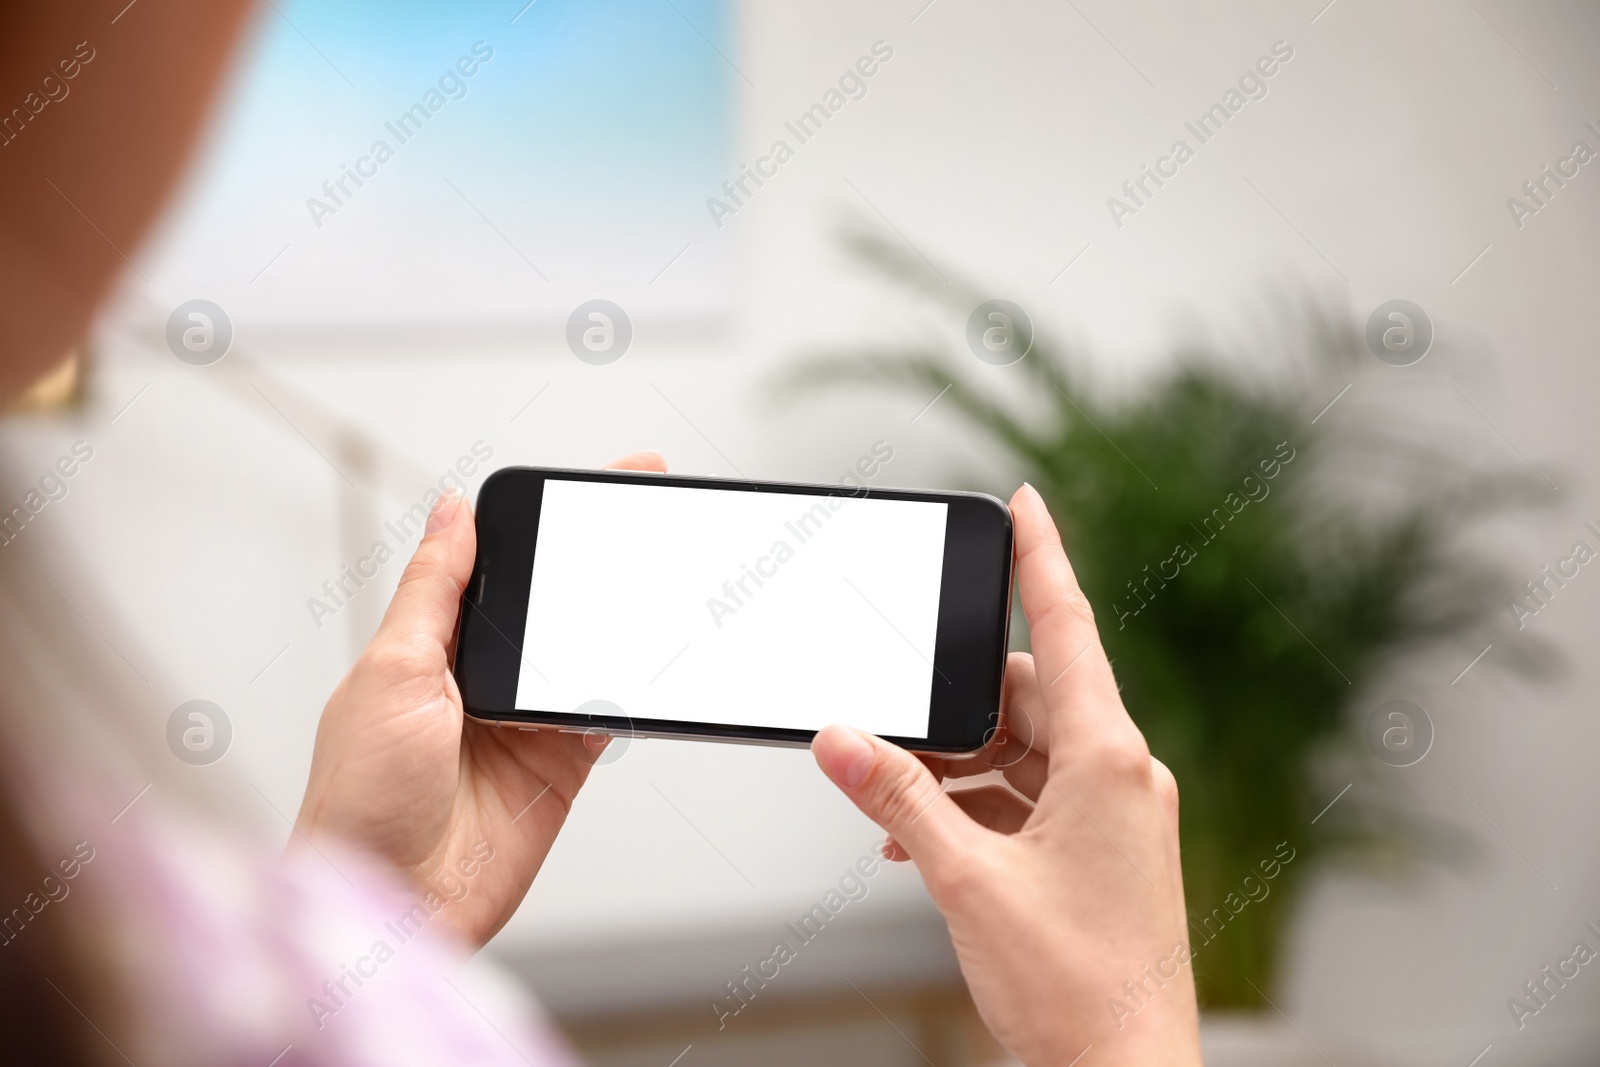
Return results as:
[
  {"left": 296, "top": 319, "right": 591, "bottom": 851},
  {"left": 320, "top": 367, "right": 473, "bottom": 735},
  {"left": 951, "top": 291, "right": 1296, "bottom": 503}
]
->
[{"left": 784, "top": 229, "right": 1549, "bottom": 1007}]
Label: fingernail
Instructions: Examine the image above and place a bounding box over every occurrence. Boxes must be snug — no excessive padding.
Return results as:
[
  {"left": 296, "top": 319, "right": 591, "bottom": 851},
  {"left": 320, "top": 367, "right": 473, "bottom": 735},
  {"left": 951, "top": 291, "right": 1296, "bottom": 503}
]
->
[
  {"left": 426, "top": 490, "right": 462, "bottom": 536},
  {"left": 817, "top": 724, "right": 876, "bottom": 787}
]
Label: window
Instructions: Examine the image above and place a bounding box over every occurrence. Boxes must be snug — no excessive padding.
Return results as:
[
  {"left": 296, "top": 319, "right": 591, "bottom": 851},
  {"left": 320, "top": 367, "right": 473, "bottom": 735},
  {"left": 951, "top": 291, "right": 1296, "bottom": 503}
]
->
[{"left": 144, "top": 0, "right": 733, "bottom": 333}]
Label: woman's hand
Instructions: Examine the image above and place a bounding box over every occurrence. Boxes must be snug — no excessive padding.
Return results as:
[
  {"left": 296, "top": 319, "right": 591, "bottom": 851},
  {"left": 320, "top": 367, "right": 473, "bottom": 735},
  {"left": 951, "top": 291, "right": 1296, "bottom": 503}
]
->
[
  {"left": 811, "top": 484, "right": 1202, "bottom": 1066},
  {"left": 294, "top": 452, "right": 668, "bottom": 948}
]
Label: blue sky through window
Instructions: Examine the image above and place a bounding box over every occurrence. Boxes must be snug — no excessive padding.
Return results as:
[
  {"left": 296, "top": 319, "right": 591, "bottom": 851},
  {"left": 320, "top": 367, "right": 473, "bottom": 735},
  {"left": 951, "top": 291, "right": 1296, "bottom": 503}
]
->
[{"left": 144, "top": 0, "right": 733, "bottom": 329}]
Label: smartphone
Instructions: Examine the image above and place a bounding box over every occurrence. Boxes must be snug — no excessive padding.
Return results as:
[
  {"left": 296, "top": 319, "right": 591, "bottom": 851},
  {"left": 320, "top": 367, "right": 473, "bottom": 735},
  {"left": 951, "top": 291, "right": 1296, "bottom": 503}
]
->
[{"left": 454, "top": 466, "right": 1013, "bottom": 753}]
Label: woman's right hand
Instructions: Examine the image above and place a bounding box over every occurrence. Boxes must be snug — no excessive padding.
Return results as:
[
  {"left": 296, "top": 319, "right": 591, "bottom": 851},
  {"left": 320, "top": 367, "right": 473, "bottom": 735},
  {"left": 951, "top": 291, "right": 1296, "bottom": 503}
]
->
[{"left": 811, "top": 484, "right": 1202, "bottom": 1066}]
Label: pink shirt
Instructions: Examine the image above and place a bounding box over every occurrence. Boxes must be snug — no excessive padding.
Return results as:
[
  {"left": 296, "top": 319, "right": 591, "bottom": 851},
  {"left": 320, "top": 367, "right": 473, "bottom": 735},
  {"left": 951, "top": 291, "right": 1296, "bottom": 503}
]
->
[{"left": 39, "top": 796, "right": 579, "bottom": 1067}]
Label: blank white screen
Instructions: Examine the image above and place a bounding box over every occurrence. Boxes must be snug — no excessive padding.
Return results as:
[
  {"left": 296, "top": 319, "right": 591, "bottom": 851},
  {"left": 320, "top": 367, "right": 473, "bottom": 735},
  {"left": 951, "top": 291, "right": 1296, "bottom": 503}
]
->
[{"left": 514, "top": 479, "right": 949, "bottom": 737}]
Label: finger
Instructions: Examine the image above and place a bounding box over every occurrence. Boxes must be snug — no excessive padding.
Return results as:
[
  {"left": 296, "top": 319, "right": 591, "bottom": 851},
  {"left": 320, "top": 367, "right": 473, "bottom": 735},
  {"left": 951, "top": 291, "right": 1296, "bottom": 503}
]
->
[
  {"left": 948, "top": 784, "right": 1033, "bottom": 835},
  {"left": 925, "top": 654, "right": 1050, "bottom": 800},
  {"left": 990, "top": 652, "right": 1050, "bottom": 800},
  {"left": 375, "top": 490, "right": 475, "bottom": 653},
  {"left": 921, "top": 753, "right": 988, "bottom": 782},
  {"left": 605, "top": 451, "right": 667, "bottom": 473},
  {"left": 922, "top": 727, "right": 1049, "bottom": 803},
  {"left": 471, "top": 724, "right": 602, "bottom": 847},
  {"left": 1000, "top": 651, "right": 1047, "bottom": 754},
  {"left": 1009, "top": 484, "right": 1134, "bottom": 756},
  {"left": 1150, "top": 756, "right": 1185, "bottom": 905},
  {"left": 812, "top": 724, "right": 980, "bottom": 878},
  {"left": 997, "top": 746, "right": 1050, "bottom": 803},
  {"left": 1150, "top": 756, "right": 1180, "bottom": 829},
  {"left": 930, "top": 652, "right": 1047, "bottom": 772}
]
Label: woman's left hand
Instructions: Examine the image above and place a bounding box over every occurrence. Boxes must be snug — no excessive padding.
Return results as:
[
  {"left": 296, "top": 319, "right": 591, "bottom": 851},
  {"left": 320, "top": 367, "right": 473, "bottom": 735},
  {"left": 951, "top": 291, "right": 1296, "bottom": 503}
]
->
[{"left": 294, "top": 452, "right": 667, "bottom": 948}]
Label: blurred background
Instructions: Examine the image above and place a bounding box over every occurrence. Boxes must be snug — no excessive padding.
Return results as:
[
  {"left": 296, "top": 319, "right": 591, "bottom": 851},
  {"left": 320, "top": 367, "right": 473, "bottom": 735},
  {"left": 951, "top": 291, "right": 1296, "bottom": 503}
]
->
[{"left": 6, "top": 0, "right": 1600, "bottom": 1063}]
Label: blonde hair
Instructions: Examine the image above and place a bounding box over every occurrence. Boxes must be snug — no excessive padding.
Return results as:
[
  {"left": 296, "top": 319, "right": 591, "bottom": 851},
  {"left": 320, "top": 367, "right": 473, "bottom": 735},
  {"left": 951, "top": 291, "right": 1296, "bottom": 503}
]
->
[{"left": 0, "top": 464, "right": 244, "bottom": 1064}]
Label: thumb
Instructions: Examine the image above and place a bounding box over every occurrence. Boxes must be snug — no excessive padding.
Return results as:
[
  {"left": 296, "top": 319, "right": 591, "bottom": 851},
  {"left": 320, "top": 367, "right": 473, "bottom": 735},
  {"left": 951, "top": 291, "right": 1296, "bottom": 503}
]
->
[
  {"left": 811, "top": 724, "right": 977, "bottom": 878},
  {"left": 375, "top": 490, "right": 476, "bottom": 652}
]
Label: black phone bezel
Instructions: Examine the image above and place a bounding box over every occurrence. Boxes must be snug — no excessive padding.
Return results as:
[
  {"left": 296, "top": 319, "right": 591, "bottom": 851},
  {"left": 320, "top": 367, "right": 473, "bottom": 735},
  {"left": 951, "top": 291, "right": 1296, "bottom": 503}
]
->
[{"left": 453, "top": 466, "right": 1012, "bottom": 753}]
